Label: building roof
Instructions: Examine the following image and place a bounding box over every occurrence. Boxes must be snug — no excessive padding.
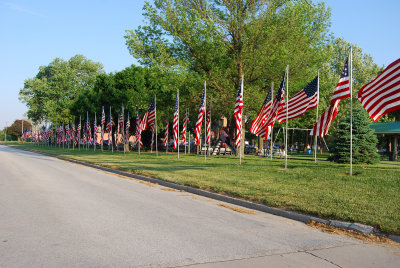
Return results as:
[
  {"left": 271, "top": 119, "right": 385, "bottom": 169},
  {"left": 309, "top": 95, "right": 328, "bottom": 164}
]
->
[{"left": 370, "top": 122, "right": 400, "bottom": 134}]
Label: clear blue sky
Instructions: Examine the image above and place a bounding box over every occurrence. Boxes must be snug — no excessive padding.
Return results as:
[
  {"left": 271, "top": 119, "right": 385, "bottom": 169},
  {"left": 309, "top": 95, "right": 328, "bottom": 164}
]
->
[{"left": 0, "top": 0, "right": 399, "bottom": 129}]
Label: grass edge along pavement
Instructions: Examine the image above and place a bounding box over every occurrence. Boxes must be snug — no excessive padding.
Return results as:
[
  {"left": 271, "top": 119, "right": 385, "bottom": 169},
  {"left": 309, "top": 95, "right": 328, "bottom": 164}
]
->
[{"left": 2, "top": 142, "right": 400, "bottom": 237}]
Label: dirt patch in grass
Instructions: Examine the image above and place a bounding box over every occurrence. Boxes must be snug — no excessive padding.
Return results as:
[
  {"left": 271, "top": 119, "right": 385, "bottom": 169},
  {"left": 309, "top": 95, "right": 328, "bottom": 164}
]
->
[
  {"left": 308, "top": 221, "right": 399, "bottom": 245},
  {"left": 218, "top": 203, "right": 256, "bottom": 215}
]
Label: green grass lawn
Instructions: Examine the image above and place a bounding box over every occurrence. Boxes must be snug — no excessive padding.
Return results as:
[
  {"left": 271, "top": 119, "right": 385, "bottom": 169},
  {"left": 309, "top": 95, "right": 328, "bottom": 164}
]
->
[{"left": 3, "top": 142, "right": 400, "bottom": 235}]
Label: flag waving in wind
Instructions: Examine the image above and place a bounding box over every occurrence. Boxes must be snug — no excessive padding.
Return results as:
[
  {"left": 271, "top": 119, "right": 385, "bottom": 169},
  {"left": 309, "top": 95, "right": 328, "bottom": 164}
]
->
[
  {"left": 260, "top": 71, "right": 286, "bottom": 140},
  {"left": 140, "top": 98, "right": 156, "bottom": 132},
  {"left": 182, "top": 111, "right": 189, "bottom": 144},
  {"left": 357, "top": 58, "right": 400, "bottom": 121},
  {"left": 250, "top": 89, "right": 272, "bottom": 136},
  {"left": 194, "top": 82, "right": 206, "bottom": 146},
  {"left": 134, "top": 109, "right": 142, "bottom": 146},
  {"left": 233, "top": 77, "right": 244, "bottom": 147},
  {"left": 173, "top": 89, "right": 179, "bottom": 150},
  {"left": 277, "top": 76, "right": 318, "bottom": 123},
  {"left": 311, "top": 57, "right": 350, "bottom": 137},
  {"left": 164, "top": 122, "right": 169, "bottom": 147}
]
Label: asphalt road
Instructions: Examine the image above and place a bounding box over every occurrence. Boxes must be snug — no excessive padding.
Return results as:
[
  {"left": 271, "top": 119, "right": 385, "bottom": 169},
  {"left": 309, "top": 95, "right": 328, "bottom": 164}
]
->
[{"left": 0, "top": 145, "right": 399, "bottom": 267}]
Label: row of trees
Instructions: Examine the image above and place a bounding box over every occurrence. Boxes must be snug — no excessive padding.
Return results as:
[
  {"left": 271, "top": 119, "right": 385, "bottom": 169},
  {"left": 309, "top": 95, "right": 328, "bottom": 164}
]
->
[{"left": 18, "top": 0, "right": 391, "bottom": 145}]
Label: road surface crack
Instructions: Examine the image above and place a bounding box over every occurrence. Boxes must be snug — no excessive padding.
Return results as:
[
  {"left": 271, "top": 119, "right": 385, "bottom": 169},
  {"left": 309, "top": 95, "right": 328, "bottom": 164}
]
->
[{"left": 305, "top": 251, "right": 343, "bottom": 268}]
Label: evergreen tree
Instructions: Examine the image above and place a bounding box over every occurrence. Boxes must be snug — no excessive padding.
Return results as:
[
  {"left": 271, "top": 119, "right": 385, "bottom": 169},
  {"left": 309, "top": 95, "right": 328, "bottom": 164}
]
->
[{"left": 328, "top": 105, "right": 379, "bottom": 164}]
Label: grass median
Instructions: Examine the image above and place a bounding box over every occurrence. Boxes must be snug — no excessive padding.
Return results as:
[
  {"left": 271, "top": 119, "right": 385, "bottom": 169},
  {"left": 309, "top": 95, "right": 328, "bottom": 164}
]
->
[{"left": 3, "top": 142, "right": 400, "bottom": 235}]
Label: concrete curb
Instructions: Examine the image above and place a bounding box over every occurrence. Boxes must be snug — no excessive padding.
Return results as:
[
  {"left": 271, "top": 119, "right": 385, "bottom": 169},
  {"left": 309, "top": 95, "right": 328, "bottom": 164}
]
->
[{"left": 8, "top": 145, "right": 398, "bottom": 243}]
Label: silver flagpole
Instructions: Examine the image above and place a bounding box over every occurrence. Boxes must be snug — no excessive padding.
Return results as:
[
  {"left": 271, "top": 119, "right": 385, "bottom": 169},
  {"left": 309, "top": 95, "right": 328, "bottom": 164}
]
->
[
  {"left": 314, "top": 72, "right": 320, "bottom": 163},
  {"left": 155, "top": 96, "right": 158, "bottom": 156},
  {"left": 350, "top": 47, "right": 353, "bottom": 176},
  {"left": 270, "top": 82, "right": 274, "bottom": 160},
  {"left": 204, "top": 81, "right": 207, "bottom": 161},
  {"left": 177, "top": 89, "right": 180, "bottom": 159},
  {"left": 285, "top": 65, "right": 289, "bottom": 169}
]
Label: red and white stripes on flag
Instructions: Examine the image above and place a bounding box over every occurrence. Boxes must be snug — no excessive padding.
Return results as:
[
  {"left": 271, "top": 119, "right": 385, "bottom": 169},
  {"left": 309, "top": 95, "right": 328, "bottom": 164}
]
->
[
  {"left": 330, "top": 57, "right": 350, "bottom": 104},
  {"left": 101, "top": 106, "right": 105, "bottom": 145},
  {"left": 93, "top": 113, "right": 97, "bottom": 146},
  {"left": 134, "top": 109, "right": 143, "bottom": 146},
  {"left": 125, "top": 112, "right": 130, "bottom": 145},
  {"left": 140, "top": 98, "right": 156, "bottom": 132},
  {"left": 358, "top": 58, "right": 400, "bottom": 122},
  {"left": 234, "top": 77, "right": 244, "bottom": 147},
  {"left": 310, "top": 100, "right": 339, "bottom": 137},
  {"left": 260, "top": 72, "right": 286, "bottom": 140},
  {"left": 250, "top": 89, "right": 272, "bottom": 136},
  {"left": 206, "top": 107, "right": 211, "bottom": 145},
  {"left": 277, "top": 76, "right": 318, "bottom": 123},
  {"left": 194, "top": 82, "right": 206, "bottom": 146},
  {"left": 164, "top": 122, "right": 169, "bottom": 147},
  {"left": 173, "top": 90, "right": 179, "bottom": 150},
  {"left": 117, "top": 106, "right": 124, "bottom": 145},
  {"left": 182, "top": 111, "right": 189, "bottom": 144},
  {"left": 86, "top": 114, "right": 92, "bottom": 145},
  {"left": 311, "top": 57, "right": 350, "bottom": 137},
  {"left": 106, "top": 107, "right": 113, "bottom": 144}
]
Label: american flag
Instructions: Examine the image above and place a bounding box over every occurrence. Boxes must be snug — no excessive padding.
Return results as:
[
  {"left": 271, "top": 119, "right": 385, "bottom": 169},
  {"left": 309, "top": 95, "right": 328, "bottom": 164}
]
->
[
  {"left": 72, "top": 119, "right": 76, "bottom": 146},
  {"left": 250, "top": 89, "right": 272, "bottom": 136},
  {"left": 194, "top": 82, "right": 206, "bottom": 146},
  {"left": 117, "top": 106, "right": 124, "bottom": 145},
  {"left": 330, "top": 57, "right": 350, "bottom": 105},
  {"left": 261, "top": 71, "right": 286, "bottom": 140},
  {"left": 234, "top": 77, "right": 244, "bottom": 148},
  {"left": 182, "top": 111, "right": 189, "bottom": 144},
  {"left": 164, "top": 122, "right": 169, "bottom": 147},
  {"left": 83, "top": 125, "right": 86, "bottom": 145},
  {"left": 125, "top": 112, "right": 130, "bottom": 145},
  {"left": 101, "top": 106, "right": 105, "bottom": 145},
  {"left": 76, "top": 117, "right": 81, "bottom": 146},
  {"left": 106, "top": 107, "right": 113, "bottom": 144},
  {"left": 358, "top": 58, "right": 400, "bottom": 122},
  {"left": 93, "top": 113, "right": 97, "bottom": 146},
  {"left": 65, "top": 122, "right": 70, "bottom": 143},
  {"left": 87, "top": 113, "right": 92, "bottom": 145},
  {"left": 140, "top": 98, "right": 156, "bottom": 132},
  {"left": 310, "top": 58, "right": 351, "bottom": 137},
  {"left": 173, "top": 90, "right": 179, "bottom": 149},
  {"left": 206, "top": 107, "right": 211, "bottom": 145},
  {"left": 277, "top": 76, "right": 318, "bottom": 123},
  {"left": 134, "top": 109, "right": 142, "bottom": 146}
]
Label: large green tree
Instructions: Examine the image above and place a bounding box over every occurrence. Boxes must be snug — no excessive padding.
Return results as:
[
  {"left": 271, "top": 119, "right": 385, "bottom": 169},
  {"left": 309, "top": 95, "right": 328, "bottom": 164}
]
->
[
  {"left": 125, "top": 0, "right": 332, "bottom": 121},
  {"left": 6, "top": 120, "right": 32, "bottom": 139},
  {"left": 19, "top": 55, "right": 104, "bottom": 124}
]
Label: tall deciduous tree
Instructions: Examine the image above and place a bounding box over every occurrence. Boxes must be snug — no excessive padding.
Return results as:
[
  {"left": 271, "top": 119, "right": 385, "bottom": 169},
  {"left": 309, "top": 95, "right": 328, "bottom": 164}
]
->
[
  {"left": 125, "top": 0, "right": 332, "bottom": 120},
  {"left": 19, "top": 55, "right": 104, "bottom": 124}
]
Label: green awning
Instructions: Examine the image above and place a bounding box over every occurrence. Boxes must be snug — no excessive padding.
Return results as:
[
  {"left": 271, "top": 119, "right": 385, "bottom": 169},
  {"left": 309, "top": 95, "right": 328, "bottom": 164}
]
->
[{"left": 370, "top": 122, "right": 400, "bottom": 134}]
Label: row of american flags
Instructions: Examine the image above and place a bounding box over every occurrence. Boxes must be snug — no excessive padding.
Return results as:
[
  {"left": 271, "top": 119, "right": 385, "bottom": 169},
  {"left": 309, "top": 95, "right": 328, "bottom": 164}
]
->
[{"left": 23, "top": 56, "right": 400, "bottom": 153}]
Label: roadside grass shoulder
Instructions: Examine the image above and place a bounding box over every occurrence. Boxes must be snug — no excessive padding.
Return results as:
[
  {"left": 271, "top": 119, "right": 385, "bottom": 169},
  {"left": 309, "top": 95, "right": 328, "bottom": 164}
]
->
[{"left": 3, "top": 142, "right": 399, "bottom": 235}]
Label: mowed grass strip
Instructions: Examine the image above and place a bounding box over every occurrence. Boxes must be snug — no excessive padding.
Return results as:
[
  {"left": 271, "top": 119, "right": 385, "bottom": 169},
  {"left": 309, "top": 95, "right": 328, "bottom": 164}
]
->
[{"left": 4, "top": 142, "right": 400, "bottom": 235}]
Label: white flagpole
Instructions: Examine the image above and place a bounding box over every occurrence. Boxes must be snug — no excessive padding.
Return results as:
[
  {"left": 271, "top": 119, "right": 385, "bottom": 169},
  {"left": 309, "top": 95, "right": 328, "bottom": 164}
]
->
[
  {"left": 204, "top": 81, "right": 207, "bottom": 161},
  {"left": 314, "top": 72, "right": 320, "bottom": 163},
  {"left": 178, "top": 89, "right": 180, "bottom": 159},
  {"left": 350, "top": 48, "right": 353, "bottom": 176},
  {"left": 155, "top": 96, "right": 158, "bottom": 156},
  {"left": 185, "top": 110, "right": 187, "bottom": 155},
  {"left": 285, "top": 65, "right": 289, "bottom": 169},
  {"left": 270, "top": 82, "right": 274, "bottom": 160}
]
